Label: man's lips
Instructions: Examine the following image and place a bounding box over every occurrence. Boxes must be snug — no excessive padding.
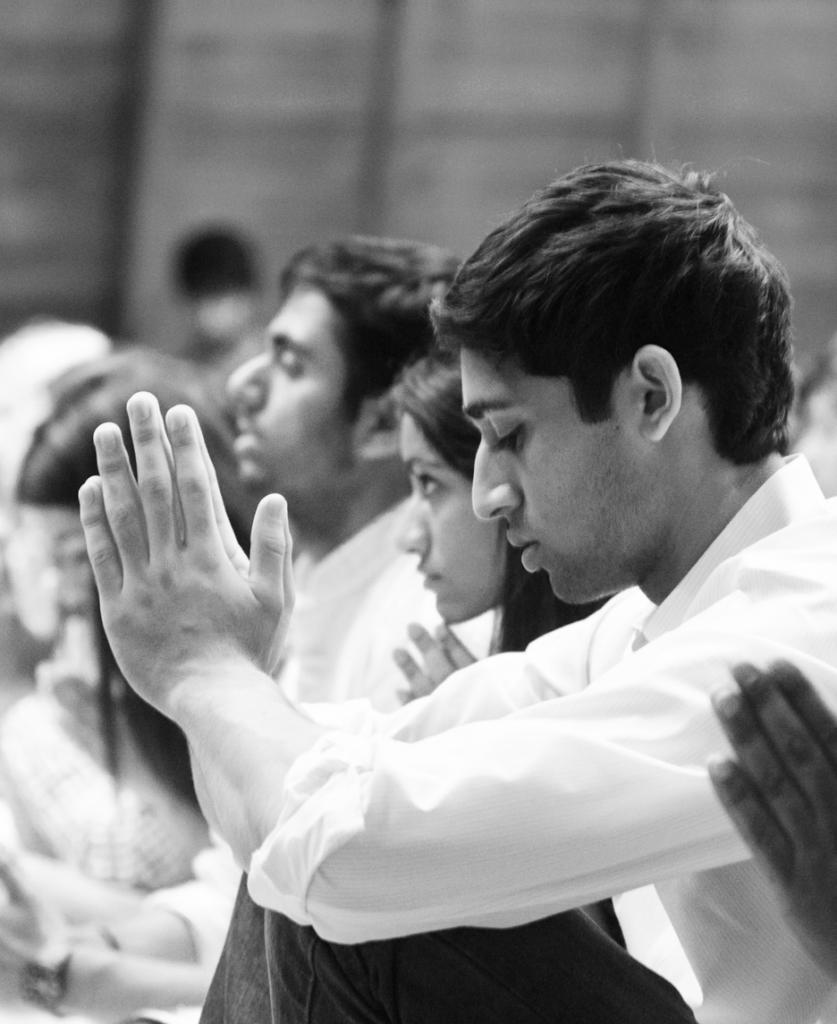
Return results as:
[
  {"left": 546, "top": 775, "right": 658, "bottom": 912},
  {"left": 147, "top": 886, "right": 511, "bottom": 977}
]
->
[
  {"left": 233, "top": 433, "right": 268, "bottom": 482},
  {"left": 520, "top": 543, "right": 541, "bottom": 572},
  {"left": 507, "top": 533, "right": 542, "bottom": 572},
  {"left": 506, "top": 532, "right": 534, "bottom": 551},
  {"left": 234, "top": 431, "right": 260, "bottom": 454}
]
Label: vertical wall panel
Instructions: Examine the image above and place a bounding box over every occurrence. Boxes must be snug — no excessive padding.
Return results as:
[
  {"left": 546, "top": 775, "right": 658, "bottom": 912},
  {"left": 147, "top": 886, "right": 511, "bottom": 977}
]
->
[
  {"left": 125, "top": 0, "right": 379, "bottom": 348},
  {"left": 1, "top": 1, "right": 836, "bottom": 361},
  {"left": 0, "top": 0, "right": 136, "bottom": 336}
]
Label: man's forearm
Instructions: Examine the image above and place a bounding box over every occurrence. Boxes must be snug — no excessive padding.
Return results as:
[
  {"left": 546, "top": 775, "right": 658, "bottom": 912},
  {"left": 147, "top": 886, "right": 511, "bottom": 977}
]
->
[{"left": 167, "top": 658, "right": 325, "bottom": 866}]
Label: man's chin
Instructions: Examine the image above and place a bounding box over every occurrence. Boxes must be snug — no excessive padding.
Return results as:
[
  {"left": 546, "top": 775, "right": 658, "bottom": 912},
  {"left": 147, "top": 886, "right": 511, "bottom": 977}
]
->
[{"left": 544, "top": 564, "right": 610, "bottom": 606}]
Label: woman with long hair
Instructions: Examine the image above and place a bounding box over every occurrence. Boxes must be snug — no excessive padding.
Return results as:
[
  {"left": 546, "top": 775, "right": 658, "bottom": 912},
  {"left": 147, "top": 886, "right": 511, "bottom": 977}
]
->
[
  {"left": 392, "top": 350, "right": 602, "bottom": 698},
  {"left": 1, "top": 348, "right": 256, "bottom": 891}
]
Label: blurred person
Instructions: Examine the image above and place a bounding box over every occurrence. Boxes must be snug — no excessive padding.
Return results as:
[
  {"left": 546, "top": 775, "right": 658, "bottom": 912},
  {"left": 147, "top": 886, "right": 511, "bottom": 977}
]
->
[
  {"left": 78, "top": 160, "right": 837, "bottom": 1024},
  {"left": 0, "top": 237, "right": 465, "bottom": 1021},
  {"left": 224, "top": 236, "right": 468, "bottom": 705},
  {"left": 0, "top": 349, "right": 255, "bottom": 1020},
  {"left": 391, "top": 350, "right": 603, "bottom": 696},
  {"left": 792, "top": 355, "right": 837, "bottom": 497},
  {"left": 0, "top": 319, "right": 111, "bottom": 680},
  {"left": 708, "top": 661, "right": 837, "bottom": 984},
  {"left": 1, "top": 348, "right": 256, "bottom": 891},
  {"left": 168, "top": 226, "right": 266, "bottom": 401},
  {"left": 0, "top": 318, "right": 111, "bottom": 533}
]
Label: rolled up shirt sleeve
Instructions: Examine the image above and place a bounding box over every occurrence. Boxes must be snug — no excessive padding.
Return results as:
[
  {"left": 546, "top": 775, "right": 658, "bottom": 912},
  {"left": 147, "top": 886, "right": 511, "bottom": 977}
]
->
[{"left": 248, "top": 578, "right": 837, "bottom": 944}]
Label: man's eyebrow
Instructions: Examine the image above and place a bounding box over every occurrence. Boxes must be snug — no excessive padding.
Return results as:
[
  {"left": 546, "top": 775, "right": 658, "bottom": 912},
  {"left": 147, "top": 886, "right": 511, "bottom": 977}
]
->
[
  {"left": 462, "top": 399, "right": 509, "bottom": 421},
  {"left": 269, "top": 332, "right": 308, "bottom": 357},
  {"left": 404, "top": 454, "right": 444, "bottom": 473}
]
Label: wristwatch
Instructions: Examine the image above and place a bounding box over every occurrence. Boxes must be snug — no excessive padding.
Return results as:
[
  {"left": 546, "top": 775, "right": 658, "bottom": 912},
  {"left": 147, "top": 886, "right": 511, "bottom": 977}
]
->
[{"left": 20, "top": 952, "right": 71, "bottom": 1015}]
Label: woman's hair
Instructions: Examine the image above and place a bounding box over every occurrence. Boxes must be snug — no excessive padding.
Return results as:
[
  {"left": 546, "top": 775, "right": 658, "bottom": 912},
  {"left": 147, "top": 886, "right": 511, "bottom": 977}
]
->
[
  {"left": 395, "top": 352, "right": 601, "bottom": 652},
  {"left": 15, "top": 348, "right": 258, "bottom": 807}
]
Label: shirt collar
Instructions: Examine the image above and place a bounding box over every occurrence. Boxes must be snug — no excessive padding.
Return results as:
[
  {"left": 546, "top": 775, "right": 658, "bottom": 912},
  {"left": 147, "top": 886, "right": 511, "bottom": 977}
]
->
[
  {"left": 636, "top": 455, "right": 825, "bottom": 645},
  {"left": 293, "top": 501, "right": 410, "bottom": 605}
]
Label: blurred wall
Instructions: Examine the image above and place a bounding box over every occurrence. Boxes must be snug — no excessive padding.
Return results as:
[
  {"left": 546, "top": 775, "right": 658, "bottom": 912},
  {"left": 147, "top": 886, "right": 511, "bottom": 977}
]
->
[
  {"left": 0, "top": 1, "right": 146, "bottom": 336},
  {"left": 2, "top": 0, "right": 837, "bottom": 364}
]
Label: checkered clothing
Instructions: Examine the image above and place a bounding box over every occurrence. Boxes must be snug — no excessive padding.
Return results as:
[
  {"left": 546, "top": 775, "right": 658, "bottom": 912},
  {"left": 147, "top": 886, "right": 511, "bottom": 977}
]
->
[{"left": 0, "top": 692, "right": 200, "bottom": 889}]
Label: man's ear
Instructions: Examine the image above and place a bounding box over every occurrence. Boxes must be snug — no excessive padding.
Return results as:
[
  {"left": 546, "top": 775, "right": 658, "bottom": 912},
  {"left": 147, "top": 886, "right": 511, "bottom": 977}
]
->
[
  {"left": 351, "top": 392, "right": 400, "bottom": 461},
  {"left": 621, "top": 345, "right": 683, "bottom": 443}
]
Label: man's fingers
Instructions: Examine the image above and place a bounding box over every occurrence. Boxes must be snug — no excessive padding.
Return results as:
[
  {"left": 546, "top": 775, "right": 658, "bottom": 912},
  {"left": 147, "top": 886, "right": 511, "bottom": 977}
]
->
[
  {"left": 127, "top": 392, "right": 178, "bottom": 556},
  {"left": 195, "top": 412, "right": 249, "bottom": 574},
  {"left": 770, "top": 659, "right": 837, "bottom": 771},
  {"left": 93, "top": 422, "right": 148, "bottom": 565},
  {"left": 281, "top": 498, "right": 295, "bottom": 607},
  {"left": 708, "top": 755, "right": 794, "bottom": 888},
  {"left": 760, "top": 660, "right": 837, "bottom": 843},
  {"left": 732, "top": 662, "right": 837, "bottom": 841},
  {"left": 165, "top": 405, "right": 218, "bottom": 554},
  {"left": 713, "top": 677, "right": 815, "bottom": 845},
  {"left": 79, "top": 477, "right": 123, "bottom": 594},
  {"left": 249, "top": 494, "right": 293, "bottom": 610}
]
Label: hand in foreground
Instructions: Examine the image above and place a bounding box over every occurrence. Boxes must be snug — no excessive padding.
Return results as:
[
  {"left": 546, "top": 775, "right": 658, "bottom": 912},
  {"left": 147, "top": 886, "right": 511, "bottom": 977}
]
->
[
  {"left": 0, "top": 850, "right": 69, "bottom": 976},
  {"left": 79, "top": 392, "right": 294, "bottom": 716},
  {"left": 393, "top": 622, "right": 477, "bottom": 702},
  {"left": 709, "top": 660, "right": 837, "bottom": 981}
]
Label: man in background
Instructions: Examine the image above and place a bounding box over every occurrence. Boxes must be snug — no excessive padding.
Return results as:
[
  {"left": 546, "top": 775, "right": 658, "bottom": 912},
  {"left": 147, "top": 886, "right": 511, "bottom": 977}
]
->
[
  {"left": 168, "top": 226, "right": 265, "bottom": 402},
  {"left": 0, "top": 237, "right": 465, "bottom": 1021}
]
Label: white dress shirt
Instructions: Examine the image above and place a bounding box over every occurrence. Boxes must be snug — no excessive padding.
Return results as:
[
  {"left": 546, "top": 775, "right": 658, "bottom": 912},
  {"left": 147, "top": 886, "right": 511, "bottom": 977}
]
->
[
  {"left": 247, "top": 457, "right": 837, "bottom": 1024},
  {"left": 280, "top": 502, "right": 436, "bottom": 708}
]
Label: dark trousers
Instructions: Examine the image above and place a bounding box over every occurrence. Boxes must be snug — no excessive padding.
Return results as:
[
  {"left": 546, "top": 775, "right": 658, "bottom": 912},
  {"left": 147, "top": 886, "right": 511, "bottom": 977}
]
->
[{"left": 201, "top": 875, "right": 697, "bottom": 1024}]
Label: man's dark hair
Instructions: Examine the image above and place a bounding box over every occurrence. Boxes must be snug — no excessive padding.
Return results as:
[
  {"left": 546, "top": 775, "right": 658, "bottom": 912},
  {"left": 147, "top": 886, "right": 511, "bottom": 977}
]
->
[
  {"left": 433, "top": 160, "right": 794, "bottom": 464},
  {"left": 174, "top": 226, "right": 260, "bottom": 298},
  {"left": 279, "top": 236, "right": 461, "bottom": 417}
]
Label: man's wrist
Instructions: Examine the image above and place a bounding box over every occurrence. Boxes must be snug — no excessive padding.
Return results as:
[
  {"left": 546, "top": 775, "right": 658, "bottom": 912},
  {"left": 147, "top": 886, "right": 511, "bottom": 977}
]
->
[{"left": 167, "top": 656, "right": 280, "bottom": 724}]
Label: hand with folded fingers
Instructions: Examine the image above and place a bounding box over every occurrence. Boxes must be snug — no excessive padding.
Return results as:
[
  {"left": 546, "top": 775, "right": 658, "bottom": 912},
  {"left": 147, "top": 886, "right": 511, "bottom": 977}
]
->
[
  {"left": 709, "top": 660, "right": 837, "bottom": 981},
  {"left": 393, "top": 622, "right": 477, "bottom": 702},
  {"left": 79, "top": 392, "right": 295, "bottom": 716}
]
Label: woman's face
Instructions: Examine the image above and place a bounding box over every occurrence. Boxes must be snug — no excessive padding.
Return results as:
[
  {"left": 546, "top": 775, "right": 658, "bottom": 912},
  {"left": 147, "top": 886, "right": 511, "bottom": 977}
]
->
[
  {"left": 398, "top": 412, "right": 506, "bottom": 623},
  {"left": 6, "top": 505, "right": 94, "bottom": 642}
]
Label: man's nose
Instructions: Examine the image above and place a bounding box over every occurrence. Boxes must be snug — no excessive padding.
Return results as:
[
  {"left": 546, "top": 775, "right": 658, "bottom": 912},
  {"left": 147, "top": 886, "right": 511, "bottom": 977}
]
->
[
  {"left": 472, "top": 445, "right": 518, "bottom": 521},
  {"left": 227, "top": 355, "right": 268, "bottom": 418}
]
